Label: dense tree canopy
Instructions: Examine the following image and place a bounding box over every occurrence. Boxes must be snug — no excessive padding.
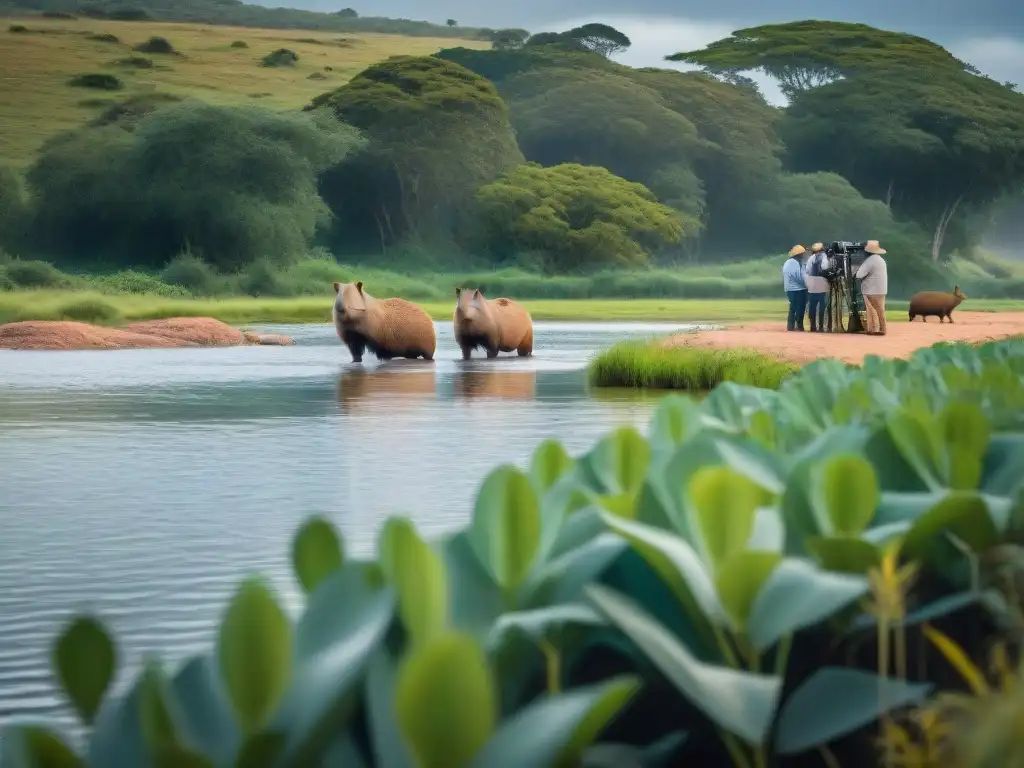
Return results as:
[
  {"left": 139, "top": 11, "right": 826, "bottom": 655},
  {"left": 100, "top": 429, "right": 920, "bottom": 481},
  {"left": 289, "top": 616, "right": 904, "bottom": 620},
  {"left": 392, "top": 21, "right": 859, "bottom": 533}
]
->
[
  {"left": 27, "top": 101, "right": 362, "bottom": 270},
  {"left": 308, "top": 56, "right": 523, "bottom": 251},
  {"left": 668, "top": 21, "right": 979, "bottom": 99},
  {"left": 473, "top": 163, "right": 685, "bottom": 272},
  {"left": 780, "top": 65, "right": 1024, "bottom": 259}
]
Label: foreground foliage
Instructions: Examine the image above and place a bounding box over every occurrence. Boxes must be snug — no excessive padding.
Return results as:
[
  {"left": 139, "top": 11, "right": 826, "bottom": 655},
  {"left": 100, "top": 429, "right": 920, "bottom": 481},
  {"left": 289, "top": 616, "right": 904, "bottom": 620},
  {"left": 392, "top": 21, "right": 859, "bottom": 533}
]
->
[{"left": 4, "top": 337, "right": 1024, "bottom": 766}]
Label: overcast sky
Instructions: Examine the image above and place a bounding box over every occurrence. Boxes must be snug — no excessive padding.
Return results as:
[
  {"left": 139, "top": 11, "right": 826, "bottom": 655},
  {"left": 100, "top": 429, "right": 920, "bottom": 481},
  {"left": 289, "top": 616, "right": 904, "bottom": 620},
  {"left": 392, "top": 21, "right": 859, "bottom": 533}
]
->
[{"left": 266, "top": 0, "right": 1024, "bottom": 103}]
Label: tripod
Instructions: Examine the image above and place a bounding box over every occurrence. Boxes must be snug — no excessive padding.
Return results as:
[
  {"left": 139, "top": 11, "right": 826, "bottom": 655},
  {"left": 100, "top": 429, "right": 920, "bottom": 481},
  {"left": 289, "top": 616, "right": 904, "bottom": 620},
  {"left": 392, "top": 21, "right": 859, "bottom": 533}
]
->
[{"left": 825, "top": 275, "right": 866, "bottom": 333}]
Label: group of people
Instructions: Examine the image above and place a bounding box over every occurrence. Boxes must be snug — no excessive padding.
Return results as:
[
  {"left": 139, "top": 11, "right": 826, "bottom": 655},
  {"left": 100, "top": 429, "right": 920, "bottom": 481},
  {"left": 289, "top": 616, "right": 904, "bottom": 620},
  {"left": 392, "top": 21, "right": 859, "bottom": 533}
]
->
[{"left": 782, "top": 240, "right": 889, "bottom": 335}]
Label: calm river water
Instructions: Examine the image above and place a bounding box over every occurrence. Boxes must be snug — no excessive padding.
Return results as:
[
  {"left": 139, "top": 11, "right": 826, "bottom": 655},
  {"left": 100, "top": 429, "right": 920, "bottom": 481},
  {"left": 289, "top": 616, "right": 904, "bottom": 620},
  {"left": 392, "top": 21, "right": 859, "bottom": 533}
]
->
[{"left": 0, "top": 320, "right": 693, "bottom": 728}]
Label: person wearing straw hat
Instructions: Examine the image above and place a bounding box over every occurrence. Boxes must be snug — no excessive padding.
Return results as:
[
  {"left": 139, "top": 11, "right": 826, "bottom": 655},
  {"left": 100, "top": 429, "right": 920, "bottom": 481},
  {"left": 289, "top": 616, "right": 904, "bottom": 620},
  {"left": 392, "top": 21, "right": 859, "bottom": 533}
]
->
[
  {"left": 856, "top": 240, "right": 888, "bottom": 335},
  {"left": 783, "top": 244, "right": 808, "bottom": 331},
  {"left": 804, "top": 242, "right": 830, "bottom": 332}
]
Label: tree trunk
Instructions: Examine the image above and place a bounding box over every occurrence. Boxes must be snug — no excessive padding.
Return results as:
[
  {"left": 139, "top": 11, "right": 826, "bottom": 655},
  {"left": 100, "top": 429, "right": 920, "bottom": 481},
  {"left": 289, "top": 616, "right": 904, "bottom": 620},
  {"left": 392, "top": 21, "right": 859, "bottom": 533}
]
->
[{"left": 931, "top": 193, "right": 965, "bottom": 262}]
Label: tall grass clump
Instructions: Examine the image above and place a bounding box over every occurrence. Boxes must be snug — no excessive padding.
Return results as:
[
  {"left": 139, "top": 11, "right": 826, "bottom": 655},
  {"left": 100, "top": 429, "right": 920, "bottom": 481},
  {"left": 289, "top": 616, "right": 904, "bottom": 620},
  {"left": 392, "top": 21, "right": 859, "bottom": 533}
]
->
[
  {"left": 54, "top": 296, "right": 122, "bottom": 324},
  {"left": 3, "top": 258, "right": 69, "bottom": 288},
  {"left": 159, "top": 251, "right": 224, "bottom": 296},
  {"left": 588, "top": 339, "right": 799, "bottom": 390}
]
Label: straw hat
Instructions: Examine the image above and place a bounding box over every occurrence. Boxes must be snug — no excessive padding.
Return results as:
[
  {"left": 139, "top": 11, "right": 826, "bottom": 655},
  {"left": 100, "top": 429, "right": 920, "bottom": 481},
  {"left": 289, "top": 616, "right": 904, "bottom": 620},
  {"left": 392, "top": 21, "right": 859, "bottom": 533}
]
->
[
  {"left": 789, "top": 244, "right": 806, "bottom": 257},
  {"left": 865, "top": 240, "right": 887, "bottom": 255},
  {"left": 811, "top": 242, "right": 824, "bottom": 252}
]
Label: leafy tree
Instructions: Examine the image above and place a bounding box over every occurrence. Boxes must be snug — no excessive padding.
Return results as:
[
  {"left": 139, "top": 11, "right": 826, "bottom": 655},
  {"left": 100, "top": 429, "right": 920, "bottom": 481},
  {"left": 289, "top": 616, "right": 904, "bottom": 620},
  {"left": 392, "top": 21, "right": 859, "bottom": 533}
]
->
[
  {"left": 335, "top": 8, "right": 358, "bottom": 18},
  {"left": 0, "top": 165, "right": 26, "bottom": 251},
  {"left": 308, "top": 55, "right": 523, "bottom": 250},
  {"left": 525, "top": 32, "right": 572, "bottom": 48},
  {"left": 446, "top": 19, "right": 457, "bottom": 27},
  {"left": 668, "top": 21, "right": 979, "bottom": 99},
  {"left": 780, "top": 69, "right": 1024, "bottom": 260},
  {"left": 27, "top": 101, "right": 363, "bottom": 270},
  {"left": 504, "top": 68, "right": 707, "bottom": 222},
  {"left": 472, "top": 163, "right": 685, "bottom": 271},
  {"left": 489, "top": 28, "right": 530, "bottom": 51},
  {"left": 562, "top": 23, "right": 631, "bottom": 58},
  {"left": 436, "top": 44, "right": 612, "bottom": 86}
]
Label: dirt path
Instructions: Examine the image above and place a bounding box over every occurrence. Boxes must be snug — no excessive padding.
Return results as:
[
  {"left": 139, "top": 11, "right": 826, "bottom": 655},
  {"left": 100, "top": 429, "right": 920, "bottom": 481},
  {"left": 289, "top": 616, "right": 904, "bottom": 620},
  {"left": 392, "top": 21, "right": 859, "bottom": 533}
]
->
[{"left": 664, "top": 311, "right": 1024, "bottom": 365}]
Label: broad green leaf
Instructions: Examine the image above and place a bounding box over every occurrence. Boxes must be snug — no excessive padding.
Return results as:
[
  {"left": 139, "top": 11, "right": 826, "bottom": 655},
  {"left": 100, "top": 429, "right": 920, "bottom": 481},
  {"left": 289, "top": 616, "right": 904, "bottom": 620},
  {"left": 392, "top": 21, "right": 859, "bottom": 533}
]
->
[
  {"left": 521, "top": 533, "right": 627, "bottom": 607},
  {"left": 577, "top": 427, "right": 651, "bottom": 495},
  {"left": 775, "top": 668, "right": 932, "bottom": 755},
  {"left": 599, "top": 512, "right": 723, "bottom": 624},
  {"left": 86, "top": 669, "right": 149, "bottom": 767},
  {"left": 902, "top": 493, "right": 999, "bottom": 560},
  {"left": 470, "top": 465, "right": 542, "bottom": 595},
  {"left": 938, "top": 401, "right": 990, "bottom": 463},
  {"left": 747, "top": 559, "right": 869, "bottom": 651},
  {"left": 365, "top": 650, "right": 414, "bottom": 768},
  {"left": 885, "top": 409, "right": 945, "bottom": 491},
  {"left": 170, "top": 655, "right": 240, "bottom": 766},
  {"left": 233, "top": 733, "right": 286, "bottom": 768},
  {"left": 806, "top": 536, "right": 880, "bottom": 574},
  {"left": 948, "top": 444, "right": 983, "bottom": 491},
  {"left": 0, "top": 724, "right": 81, "bottom": 768},
  {"left": 586, "top": 584, "right": 781, "bottom": 746},
  {"left": 715, "top": 552, "right": 782, "bottom": 632},
  {"left": 441, "top": 532, "right": 506, "bottom": 640},
  {"left": 468, "top": 677, "right": 640, "bottom": 768},
  {"left": 688, "top": 466, "right": 762, "bottom": 571},
  {"left": 594, "top": 491, "right": 638, "bottom": 520},
  {"left": 819, "top": 455, "right": 878, "bottom": 535},
  {"left": 271, "top": 562, "right": 395, "bottom": 765},
  {"left": 486, "top": 604, "right": 605, "bottom": 651},
  {"left": 396, "top": 632, "right": 496, "bottom": 768},
  {"left": 217, "top": 577, "right": 292, "bottom": 735},
  {"left": 648, "top": 395, "right": 702, "bottom": 455},
  {"left": 749, "top": 507, "right": 785, "bottom": 553},
  {"left": 748, "top": 409, "right": 776, "bottom": 449},
  {"left": 291, "top": 516, "right": 344, "bottom": 595},
  {"left": 52, "top": 616, "right": 117, "bottom": 725},
  {"left": 139, "top": 660, "right": 180, "bottom": 752},
  {"left": 379, "top": 517, "right": 448, "bottom": 647},
  {"left": 530, "top": 440, "right": 575, "bottom": 493}
]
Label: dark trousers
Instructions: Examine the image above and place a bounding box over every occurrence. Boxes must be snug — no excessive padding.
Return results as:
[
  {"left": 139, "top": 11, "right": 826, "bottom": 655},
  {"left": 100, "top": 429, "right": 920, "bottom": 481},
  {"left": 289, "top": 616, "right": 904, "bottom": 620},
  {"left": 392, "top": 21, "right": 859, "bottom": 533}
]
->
[
  {"left": 807, "top": 292, "right": 827, "bottom": 331},
  {"left": 786, "top": 289, "right": 807, "bottom": 331}
]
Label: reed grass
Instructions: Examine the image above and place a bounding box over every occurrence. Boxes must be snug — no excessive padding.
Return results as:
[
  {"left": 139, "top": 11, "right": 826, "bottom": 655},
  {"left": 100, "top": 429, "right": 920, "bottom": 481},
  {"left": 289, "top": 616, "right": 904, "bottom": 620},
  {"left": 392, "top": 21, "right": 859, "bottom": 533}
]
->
[{"left": 588, "top": 340, "right": 799, "bottom": 391}]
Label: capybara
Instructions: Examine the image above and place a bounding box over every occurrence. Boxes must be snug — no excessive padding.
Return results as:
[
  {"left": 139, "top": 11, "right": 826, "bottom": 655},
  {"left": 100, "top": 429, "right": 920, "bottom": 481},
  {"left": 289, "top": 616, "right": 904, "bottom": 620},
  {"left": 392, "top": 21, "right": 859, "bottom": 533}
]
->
[
  {"left": 332, "top": 281, "right": 436, "bottom": 362},
  {"left": 453, "top": 287, "right": 534, "bottom": 360},
  {"left": 908, "top": 285, "right": 967, "bottom": 323}
]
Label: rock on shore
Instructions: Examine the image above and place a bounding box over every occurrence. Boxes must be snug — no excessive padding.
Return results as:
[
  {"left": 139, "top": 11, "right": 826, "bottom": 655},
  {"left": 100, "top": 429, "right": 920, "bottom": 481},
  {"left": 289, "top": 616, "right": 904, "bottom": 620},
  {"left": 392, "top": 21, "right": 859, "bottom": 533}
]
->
[{"left": 0, "top": 317, "right": 293, "bottom": 351}]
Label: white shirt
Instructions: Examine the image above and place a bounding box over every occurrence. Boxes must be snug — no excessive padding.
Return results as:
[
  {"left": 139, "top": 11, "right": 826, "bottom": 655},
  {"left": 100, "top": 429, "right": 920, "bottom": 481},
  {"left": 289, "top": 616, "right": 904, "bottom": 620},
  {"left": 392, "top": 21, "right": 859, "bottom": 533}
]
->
[
  {"left": 856, "top": 253, "right": 888, "bottom": 295},
  {"left": 804, "top": 251, "right": 830, "bottom": 294}
]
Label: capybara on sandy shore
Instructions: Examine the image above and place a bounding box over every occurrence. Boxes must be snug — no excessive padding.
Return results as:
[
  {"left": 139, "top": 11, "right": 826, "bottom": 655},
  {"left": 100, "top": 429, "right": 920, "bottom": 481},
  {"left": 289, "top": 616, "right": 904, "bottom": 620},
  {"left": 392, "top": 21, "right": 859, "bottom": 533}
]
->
[
  {"left": 0, "top": 317, "right": 292, "bottom": 351},
  {"left": 908, "top": 285, "right": 967, "bottom": 323},
  {"left": 453, "top": 287, "right": 533, "bottom": 360},
  {"left": 332, "top": 281, "right": 436, "bottom": 363}
]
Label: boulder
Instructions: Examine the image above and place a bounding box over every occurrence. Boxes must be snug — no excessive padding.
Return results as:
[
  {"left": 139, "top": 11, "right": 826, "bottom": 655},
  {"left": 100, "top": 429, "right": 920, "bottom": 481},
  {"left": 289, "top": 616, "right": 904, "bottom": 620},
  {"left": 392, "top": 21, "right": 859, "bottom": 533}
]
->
[
  {"left": 0, "top": 321, "right": 190, "bottom": 351},
  {"left": 123, "top": 317, "right": 247, "bottom": 346}
]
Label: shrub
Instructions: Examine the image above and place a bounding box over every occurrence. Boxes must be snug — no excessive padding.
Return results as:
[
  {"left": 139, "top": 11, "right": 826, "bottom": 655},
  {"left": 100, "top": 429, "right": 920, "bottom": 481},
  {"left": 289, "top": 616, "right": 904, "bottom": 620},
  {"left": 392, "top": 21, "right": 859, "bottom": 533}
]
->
[
  {"left": 27, "top": 100, "right": 365, "bottom": 271},
  {"left": 114, "top": 56, "right": 154, "bottom": 69},
  {"left": 92, "top": 269, "right": 190, "bottom": 297},
  {"left": 109, "top": 8, "right": 150, "bottom": 21},
  {"left": 261, "top": 47, "right": 299, "bottom": 67},
  {"left": 67, "top": 73, "right": 124, "bottom": 90},
  {"left": 3, "top": 258, "right": 67, "bottom": 288},
  {"left": 89, "top": 92, "right": 183, "bottom": 128},
  {"left": 85, "top": 33, "right": 120, "bottom": 43},
  {"left": 229, "top": 40, "right": 248, "bottom": 48},
  {"left": 133, "top": 36, "right": 177, "bottom": 55},
  {"left": 41, "top": 10, "right": 77, "bottom": 19},
  {"left": 159, "top": 251, "right": 223, "bottom": 296},
  {"left": 10, "top": 336, "right": 1024, "bottom": 764},
  {"left": 588, "top": 340, "right": 799, "bottom": 389},
  {"left": 55, "top": 296, "right": 122, "bottom": 324},
  {"left": 308, "top": 71, "right": 327, "bottom": 80},
  {"left": 238, "top": 257, "right": 292, "bottom": 296}
]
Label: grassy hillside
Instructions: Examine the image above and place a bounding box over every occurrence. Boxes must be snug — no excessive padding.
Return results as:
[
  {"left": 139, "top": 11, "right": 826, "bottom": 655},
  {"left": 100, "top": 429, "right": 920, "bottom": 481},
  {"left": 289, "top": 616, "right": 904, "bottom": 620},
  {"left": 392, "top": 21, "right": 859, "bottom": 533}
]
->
[{"left": 0, "top": 16, "right": 488, "bottom": 166}]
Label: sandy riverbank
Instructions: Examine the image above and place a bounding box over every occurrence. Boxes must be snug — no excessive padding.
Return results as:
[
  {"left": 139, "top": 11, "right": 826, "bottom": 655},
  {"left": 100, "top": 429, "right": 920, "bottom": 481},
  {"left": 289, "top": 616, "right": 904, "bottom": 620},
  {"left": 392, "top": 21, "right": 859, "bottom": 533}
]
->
[{"left": 664, "top": 311, "right": 1024, "bottom": 365}]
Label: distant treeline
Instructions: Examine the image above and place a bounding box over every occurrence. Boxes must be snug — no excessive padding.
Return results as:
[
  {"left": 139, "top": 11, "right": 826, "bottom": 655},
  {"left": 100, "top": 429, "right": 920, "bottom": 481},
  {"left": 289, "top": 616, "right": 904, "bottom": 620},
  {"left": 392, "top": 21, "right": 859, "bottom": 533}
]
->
[
  {"left": 0, "top": 0, "right": 490, "bottom": 38},
  {"left": 1, "top": 19, "right": 1022, "bottom": 298}
]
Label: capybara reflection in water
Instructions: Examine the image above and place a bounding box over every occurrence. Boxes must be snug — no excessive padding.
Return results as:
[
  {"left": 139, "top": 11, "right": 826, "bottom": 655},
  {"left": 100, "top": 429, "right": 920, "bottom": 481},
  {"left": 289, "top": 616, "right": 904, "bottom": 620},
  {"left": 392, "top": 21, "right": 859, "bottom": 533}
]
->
[
  {"left": 452, "top": 287, "right": 533, "bottom": 360},
  {"left": 908, "top": 285, "right": 967, "bottom": 323},
  {"left": 332, "top": 281, "right": 436, "bottom": 362}
]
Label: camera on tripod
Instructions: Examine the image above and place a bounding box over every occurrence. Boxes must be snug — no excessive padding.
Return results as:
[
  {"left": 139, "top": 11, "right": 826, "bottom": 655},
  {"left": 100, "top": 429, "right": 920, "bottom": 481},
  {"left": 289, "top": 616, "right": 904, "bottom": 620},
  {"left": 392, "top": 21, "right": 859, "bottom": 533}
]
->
[{"left": 819, "top": 241, "right": 868, "bottom": 333}]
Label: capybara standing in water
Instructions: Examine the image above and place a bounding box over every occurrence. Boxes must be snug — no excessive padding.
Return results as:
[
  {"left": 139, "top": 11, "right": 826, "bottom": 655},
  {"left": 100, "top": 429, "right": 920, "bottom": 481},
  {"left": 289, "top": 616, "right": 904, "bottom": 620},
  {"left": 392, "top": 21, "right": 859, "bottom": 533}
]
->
[
  {"left": 332, "top": 281, "right": 436, "bottom": 362},
  {"left": 453, "top": 287, "right": 533, "bottom": 360},
  {"left": 908, "top": 285, "right": 967, "bottom": 323}
]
